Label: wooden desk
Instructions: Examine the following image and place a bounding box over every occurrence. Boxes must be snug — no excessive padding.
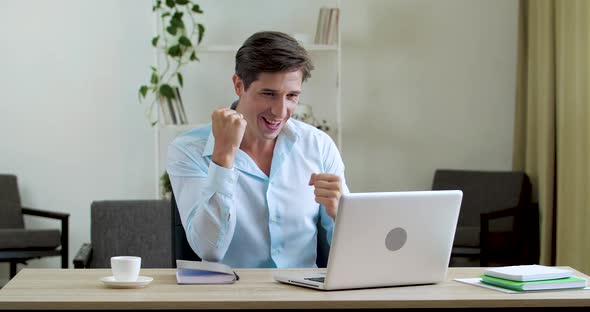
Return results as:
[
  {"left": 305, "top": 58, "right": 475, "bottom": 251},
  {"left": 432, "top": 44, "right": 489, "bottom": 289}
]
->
[{"left": 0, "top": 267, "right": 589, "bottom": 310}]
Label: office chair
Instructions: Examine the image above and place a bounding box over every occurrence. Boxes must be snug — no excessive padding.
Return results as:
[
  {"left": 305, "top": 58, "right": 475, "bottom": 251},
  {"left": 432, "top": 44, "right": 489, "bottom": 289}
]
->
[
  {"left": 171, "top": 192, "right": 331, "bottom": 268},
  {"left": 73, "top": 200, "right": 173, "bottom": 268},
  {"left": 0, "top": 174, "right": 69, "bottom": 278},
  {"left": 432, "top": 169, "right": 540, "bottom": 267}
]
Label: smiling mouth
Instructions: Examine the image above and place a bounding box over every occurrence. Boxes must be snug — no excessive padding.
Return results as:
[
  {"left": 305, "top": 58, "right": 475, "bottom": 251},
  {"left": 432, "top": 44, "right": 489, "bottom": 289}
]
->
[{"left": 262, "top": 116, "right": 282, "bottom": 130}]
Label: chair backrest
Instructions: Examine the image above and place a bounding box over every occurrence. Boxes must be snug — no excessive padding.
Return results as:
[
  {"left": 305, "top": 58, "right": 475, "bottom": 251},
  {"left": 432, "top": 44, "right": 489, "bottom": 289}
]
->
[
  {"left": 0, "top": 174, "right": 22, "bottom": 205},
  {"left": 315, "top": 215, "right": 330, "bottom": 268},
  {"left": 171, "top": 192, "right": 330, "bottom": 268},
  {"left": 90, "top": 200, "right": 173, "bottom": 268},
  {"left": 432, "top": 169, "right": 532, "bottom": 247},
  {"left": 0, "top": 174, "right": 24, "bottom": 229}
]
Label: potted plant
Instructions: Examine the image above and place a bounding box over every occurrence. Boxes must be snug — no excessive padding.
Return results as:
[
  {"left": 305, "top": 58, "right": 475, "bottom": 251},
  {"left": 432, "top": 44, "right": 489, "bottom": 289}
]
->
[{"left": 138, "top": 0, "right": 205, "bottom": 126}]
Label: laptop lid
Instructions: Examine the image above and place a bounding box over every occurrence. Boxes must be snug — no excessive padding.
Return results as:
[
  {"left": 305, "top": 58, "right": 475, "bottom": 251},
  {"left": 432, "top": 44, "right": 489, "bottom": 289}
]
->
[{"left": 322, "top": 190, "right": 462, "bottom": 290}]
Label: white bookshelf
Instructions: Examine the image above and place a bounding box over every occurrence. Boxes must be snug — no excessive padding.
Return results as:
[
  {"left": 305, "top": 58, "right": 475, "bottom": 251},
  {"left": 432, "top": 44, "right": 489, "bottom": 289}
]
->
[{"left": 154, "top": 0, "right": 341, "bottom": 198}]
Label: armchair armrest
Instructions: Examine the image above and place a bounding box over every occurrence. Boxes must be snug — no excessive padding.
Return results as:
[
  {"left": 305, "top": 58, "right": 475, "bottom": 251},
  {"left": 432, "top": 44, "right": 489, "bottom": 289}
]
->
[
  {"left": 22, "top": 207, "right": 69, "bottom": 269},
  {"left": 22, "top": 207, "right": 69, "bottom": 220},
  {"left": 480, "top": 206, "right": 519, "bottom": 222},
  {"left": 73, "top": 243, "right": 93, "bottom": 269}
]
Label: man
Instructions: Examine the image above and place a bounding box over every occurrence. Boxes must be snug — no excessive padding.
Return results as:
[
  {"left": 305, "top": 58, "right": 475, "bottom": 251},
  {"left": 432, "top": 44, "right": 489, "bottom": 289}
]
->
[{"left": 167, "top": 31, "right": 349, "bottom": 268}]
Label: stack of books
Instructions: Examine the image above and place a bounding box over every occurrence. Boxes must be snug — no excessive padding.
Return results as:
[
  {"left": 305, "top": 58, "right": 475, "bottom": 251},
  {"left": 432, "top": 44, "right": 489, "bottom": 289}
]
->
[
  {"left": 480, "top": 265, "right": 587, "bottom": 292},
  {"left": 314, "top": 7, "right": 339, "bottom": 45},
  {"left": 160, "top": 88, "right": 188, "bottom": 125}
]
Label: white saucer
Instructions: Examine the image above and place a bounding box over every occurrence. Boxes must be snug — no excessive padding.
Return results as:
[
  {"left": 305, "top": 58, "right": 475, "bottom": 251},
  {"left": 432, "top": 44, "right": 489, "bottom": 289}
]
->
[{"left": 100, "top": 276, "right": 153, "bottom": 288}]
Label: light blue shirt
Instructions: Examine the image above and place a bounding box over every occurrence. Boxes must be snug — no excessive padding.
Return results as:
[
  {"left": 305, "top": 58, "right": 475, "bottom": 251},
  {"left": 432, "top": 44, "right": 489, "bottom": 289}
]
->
[{"left": 167, "top": 119, "right": 349, "bottom": 268}]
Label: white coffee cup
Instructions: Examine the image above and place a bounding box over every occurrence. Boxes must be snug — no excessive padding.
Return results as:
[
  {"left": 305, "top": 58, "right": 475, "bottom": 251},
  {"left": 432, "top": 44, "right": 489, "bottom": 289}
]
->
[{"left": 111, "top": 256, "right": 141, "bottom": 282}]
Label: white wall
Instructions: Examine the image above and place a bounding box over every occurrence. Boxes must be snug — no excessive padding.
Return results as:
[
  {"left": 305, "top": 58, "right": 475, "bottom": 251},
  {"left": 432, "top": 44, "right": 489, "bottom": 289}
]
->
[
  {"left": 0, "top": 0, "right": 155, "bottom": 282},
  {"left": 0, "top": 0, "right": 518, "bottom": 281},
  {"left": 340, "top": 0, "right": 518, "bottom": 192}
]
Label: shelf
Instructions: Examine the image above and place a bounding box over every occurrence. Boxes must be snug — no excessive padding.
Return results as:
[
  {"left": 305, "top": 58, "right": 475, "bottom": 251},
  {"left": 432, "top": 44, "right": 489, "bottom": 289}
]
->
[{"left": 196, "top": 44, "right": 338, "bottom": 53}]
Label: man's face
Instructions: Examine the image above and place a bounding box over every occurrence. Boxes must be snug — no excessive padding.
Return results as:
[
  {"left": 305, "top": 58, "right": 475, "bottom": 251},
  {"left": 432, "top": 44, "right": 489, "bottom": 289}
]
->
[{"left": 233, "top": 70, "right": 302, "bottom": 142}]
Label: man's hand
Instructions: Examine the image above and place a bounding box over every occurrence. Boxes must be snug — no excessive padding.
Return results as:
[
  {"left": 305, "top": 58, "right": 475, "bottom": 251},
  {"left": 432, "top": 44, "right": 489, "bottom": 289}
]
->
[
  {"left": 309, "top": 173, "right": 342, "bottom": 220},
  {"left": 211, "top": 108, "right": 247, "bottom": 168}
]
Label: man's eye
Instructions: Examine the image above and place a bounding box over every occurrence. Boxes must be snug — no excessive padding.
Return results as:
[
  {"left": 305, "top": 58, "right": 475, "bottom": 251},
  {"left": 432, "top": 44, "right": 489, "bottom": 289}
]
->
[{"left": 262, "top": 92, "right": 274, "bottom": 97}]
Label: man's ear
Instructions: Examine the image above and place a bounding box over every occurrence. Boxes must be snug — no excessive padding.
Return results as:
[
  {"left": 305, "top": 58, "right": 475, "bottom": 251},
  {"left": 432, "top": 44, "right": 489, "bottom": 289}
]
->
[{"left": 232, "top": 74, "right": 243, "bottom": 97}]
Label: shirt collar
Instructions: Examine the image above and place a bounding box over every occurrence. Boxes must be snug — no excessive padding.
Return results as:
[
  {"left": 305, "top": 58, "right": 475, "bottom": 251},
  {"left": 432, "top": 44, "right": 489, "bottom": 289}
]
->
[
  {"left": 201, "top": 119, "right": 300, "bottom": 178},
  {"left": 202, "top": 119, "right": 299, "bottom": 157}
]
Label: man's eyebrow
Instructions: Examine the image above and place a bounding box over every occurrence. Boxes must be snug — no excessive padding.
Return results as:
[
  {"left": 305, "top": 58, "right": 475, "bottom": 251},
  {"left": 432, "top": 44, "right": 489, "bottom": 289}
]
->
[{"left": 259, "top": 88, "right": 301, "bottom": 95}]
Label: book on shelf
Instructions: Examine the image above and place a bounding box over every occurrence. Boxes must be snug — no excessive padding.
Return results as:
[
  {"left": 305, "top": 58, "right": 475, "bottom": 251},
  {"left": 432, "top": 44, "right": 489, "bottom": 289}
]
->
[
  {"left": 314, "top": 7, "right": 339, "bottom": 45},
  {"left": 159, "top": 95, "right": 176, "bottom": 125},
  {"left": 327, "top": 7, "right": 339, "bottom": 45},
  {"left": 176, "top": 259, "right": 239, "bottom": 285},
  {"left": 159, "top": 89, "right": 188, "bottom": 125},
  {"left": 480, "top": 274, "right": 587, "bottom": 292},
  {"left": 483, "top": 265, "right": 573, "bottom": 282},
  {"left": 314, "top": 7, "right": 328, "bottom": 44},
  {"left": 174, "top": 87, "right": 188, "bottom": 125}
]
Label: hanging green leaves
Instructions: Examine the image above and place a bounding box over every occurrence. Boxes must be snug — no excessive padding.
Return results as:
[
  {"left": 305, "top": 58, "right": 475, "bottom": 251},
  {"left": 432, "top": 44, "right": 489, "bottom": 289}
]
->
[
  {"left": 139, "top": 0, "right": 206, "bottom": 126},
  {"left": 178, "top": 35, "right": 191, "bottom": 47},
  {"left": 192, "top": 4, "right": 202, "bottom": 13},
  {"left": 139, "top": 85, "right": 148, "bottom": 99},
  {"left": 159, "top": 84, "right": 175, "bottom": 100},
  {"left": 197, "top": 23, "right": 205, "bottom": 44}
]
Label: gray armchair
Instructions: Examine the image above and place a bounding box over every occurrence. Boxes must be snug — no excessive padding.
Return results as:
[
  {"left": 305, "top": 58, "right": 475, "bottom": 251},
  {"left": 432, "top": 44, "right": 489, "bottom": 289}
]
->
[
  {"left": 0, "top": 174, "right": 69, "bottom": 278},
  {"left": 73, "top": 200, "right": 173, "bottom": 268},
  {"left": 432, "top": 169, "right": 540, "bottom": 267}
]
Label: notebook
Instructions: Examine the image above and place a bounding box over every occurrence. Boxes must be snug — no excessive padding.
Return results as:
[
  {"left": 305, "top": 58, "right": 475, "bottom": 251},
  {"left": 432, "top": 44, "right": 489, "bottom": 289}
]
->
[
  {"left": 176, "top": 260, "right": 239, "bottom": 284},
  {"left": 273, "top": 190, "right": 463, "bottom": 290}
]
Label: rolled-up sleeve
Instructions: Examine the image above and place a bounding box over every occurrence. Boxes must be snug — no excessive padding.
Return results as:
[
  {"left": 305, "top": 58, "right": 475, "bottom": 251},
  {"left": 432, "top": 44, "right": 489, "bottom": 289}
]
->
[{"left": 167, "top": 140, "right": 239, "bottom": 262}]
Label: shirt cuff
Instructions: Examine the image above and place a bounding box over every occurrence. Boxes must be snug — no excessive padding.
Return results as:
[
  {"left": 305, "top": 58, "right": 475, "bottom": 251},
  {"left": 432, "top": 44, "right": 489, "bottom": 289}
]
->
[{"left": 207, "top": 161, "right": 239, "bottom": 196}]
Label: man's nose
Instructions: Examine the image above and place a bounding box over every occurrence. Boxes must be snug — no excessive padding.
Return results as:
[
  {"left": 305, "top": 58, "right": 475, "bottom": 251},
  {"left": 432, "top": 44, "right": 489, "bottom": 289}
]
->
[{"left": 271, "top": 97, "right": 289, "bottom": 118}]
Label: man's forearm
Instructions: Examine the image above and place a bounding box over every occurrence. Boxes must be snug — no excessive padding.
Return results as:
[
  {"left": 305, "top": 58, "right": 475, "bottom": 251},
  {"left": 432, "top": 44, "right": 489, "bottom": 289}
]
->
[
  {"left": 184, "top": 192, "right": 237, "bottom": 262},
  {"left": 171, "top": 161, "right": 240, "bottom": 262}
]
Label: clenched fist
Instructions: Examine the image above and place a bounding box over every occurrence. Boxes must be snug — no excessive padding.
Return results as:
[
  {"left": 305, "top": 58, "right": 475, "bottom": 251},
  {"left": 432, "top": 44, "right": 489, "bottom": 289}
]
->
[
  {"left": 309, "top": 173, "right": 342, "bottom": 220},
  {"left": 211, "top": 108, "right": 247, "bottom": 168}
]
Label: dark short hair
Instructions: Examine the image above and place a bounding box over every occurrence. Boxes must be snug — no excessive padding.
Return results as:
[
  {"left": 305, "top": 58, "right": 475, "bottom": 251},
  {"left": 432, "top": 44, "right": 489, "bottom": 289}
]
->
[{"left": 235, "top": 31, "right": 314, "bottom": 90}]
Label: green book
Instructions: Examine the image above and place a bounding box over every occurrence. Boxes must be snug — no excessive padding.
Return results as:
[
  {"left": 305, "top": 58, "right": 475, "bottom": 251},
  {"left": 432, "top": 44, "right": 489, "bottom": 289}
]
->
[{"left": 480, "top": 274, "right": 587, "bottom": 291}]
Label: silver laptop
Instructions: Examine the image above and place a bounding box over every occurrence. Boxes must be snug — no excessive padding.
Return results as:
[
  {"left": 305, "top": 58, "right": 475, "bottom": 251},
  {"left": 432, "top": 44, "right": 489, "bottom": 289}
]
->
[{"left": 274, "top": 190, "right": 463, "bottom": 290}]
